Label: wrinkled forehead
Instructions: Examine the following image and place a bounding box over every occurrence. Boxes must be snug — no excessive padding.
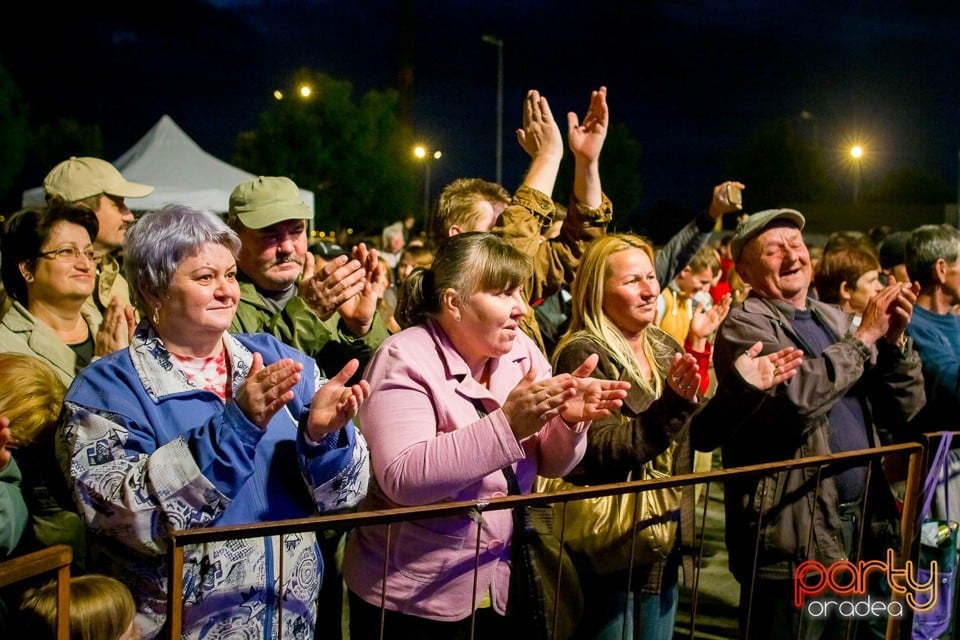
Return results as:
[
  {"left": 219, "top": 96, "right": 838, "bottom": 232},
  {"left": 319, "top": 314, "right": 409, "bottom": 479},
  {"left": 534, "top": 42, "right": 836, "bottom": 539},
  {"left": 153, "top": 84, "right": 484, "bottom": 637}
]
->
[{"left": 751, "top": 221, "right": 805, "bottom": 250}]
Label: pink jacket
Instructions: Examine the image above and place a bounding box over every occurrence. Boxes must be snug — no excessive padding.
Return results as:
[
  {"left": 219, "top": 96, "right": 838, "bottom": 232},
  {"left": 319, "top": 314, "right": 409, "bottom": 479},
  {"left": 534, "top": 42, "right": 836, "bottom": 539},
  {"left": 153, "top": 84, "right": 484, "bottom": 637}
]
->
[{"left": 342, "top": 319, "right": 587, "bottom": 621}]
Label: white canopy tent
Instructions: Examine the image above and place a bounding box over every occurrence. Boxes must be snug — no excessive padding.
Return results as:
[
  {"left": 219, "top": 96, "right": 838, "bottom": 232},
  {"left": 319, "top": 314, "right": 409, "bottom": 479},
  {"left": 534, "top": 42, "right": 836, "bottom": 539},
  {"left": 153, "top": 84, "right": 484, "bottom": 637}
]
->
[{"left": 22, "top": 114, "right": 315, "bottom": 214}]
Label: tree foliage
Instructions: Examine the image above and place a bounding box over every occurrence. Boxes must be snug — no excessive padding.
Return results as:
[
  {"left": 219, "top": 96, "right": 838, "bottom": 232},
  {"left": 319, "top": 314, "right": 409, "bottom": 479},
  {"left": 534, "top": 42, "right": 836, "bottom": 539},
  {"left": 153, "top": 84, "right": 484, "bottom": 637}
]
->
[
  {"left": 30, "top": 119, "right": 104, "bottom": 174},
  {"left": 0, "top": 58, "right": 29, "bottom": 202},
  {"left": 724, "top": 118, "right": 833, "bottom": 209},
  {"left": 232, "top": 69, "right": 419, "bottom": 235}
]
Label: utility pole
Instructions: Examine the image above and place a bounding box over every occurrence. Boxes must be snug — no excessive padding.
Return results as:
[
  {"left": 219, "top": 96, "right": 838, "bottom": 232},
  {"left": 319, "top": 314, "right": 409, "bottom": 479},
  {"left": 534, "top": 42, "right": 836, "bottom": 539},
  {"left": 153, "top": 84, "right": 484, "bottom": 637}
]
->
[{"left": 482, "top": 34, "right": 504, "bottom": 185}]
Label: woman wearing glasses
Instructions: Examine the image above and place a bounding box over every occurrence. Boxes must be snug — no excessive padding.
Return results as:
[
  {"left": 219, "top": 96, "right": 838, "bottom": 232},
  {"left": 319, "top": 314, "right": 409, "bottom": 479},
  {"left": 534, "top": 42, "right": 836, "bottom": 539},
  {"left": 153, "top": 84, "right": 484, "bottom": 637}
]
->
[{"left": 0, "top": 203, "right": 132, "bottom": 385}]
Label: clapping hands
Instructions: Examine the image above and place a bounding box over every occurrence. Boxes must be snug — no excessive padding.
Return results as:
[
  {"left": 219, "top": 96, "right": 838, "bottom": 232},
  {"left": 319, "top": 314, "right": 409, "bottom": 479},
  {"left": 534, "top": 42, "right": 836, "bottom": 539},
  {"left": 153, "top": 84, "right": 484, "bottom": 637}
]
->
[
  {"left": 305, "top": 359, "right": 370, "bottom": 441},
  {"left": 95, "top": 296, "right": 137, "bottom": 356},
  {"left": 502, "top": 353, "right": 630, "bottom": 440},
  {"left": 734, "top": 341, "right": 804, "bottom": 390},
  {"left": 236, "top": 355, "right": 369, "bottom": 439},
  {"left": 666, "top": 352, "right": 701, "bottom": 402}
]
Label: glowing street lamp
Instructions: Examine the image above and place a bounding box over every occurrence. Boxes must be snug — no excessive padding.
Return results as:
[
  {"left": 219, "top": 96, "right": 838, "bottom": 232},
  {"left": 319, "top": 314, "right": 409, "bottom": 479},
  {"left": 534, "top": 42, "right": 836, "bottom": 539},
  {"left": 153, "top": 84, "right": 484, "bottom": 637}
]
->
[
  {"left": 273, "top": 84, "right": 314, "bottom": 101},
  {"left": 414, "top": 145, "right": 442, "bottom": 217},
  {"left": 851, "top": 145, "right": 864, "bottom": 204}
]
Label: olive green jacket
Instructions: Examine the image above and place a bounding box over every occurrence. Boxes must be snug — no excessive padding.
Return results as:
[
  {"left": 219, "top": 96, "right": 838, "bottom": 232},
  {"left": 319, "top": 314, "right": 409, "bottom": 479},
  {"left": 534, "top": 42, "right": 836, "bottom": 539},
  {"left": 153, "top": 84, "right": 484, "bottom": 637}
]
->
[
  {"left": 495, "top": 185, "right": 612, "bottom": 354},
  {"left": 0, "top": 300, "right": 102, "bottom": 386},
  {"left": 230, "top": 277, "right": 388, "bottom": 378}
]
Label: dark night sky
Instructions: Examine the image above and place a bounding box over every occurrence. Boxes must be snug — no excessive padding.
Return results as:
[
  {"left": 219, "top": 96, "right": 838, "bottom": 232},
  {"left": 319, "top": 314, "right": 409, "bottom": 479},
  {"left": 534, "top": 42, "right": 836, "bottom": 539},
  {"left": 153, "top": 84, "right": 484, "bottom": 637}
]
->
[{"left": 4, "top": 0, "right": 960, "bottom": 232}]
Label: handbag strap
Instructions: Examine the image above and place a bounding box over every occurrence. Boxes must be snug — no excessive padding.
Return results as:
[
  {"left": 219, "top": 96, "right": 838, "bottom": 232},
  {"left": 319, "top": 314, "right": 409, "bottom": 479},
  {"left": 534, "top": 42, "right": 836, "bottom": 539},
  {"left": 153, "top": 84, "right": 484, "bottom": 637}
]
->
[
  {"left": 470, "top": 397, "right": 524, "bottom": 499},
  {"left": 919, "top": 432, "right": 953, "bottom": 525},
  {"left": 502, "top": 464, "right": 521, "bottom": 496}
]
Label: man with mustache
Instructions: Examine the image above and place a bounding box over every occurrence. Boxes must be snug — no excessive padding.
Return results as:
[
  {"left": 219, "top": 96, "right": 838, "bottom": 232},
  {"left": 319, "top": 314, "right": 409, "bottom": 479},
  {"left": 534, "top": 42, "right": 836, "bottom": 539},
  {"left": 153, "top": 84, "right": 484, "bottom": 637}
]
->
[
  {"left": 227, "top": 175, "right": 386, "bottom": 640},
  {"left": 227, "top": 176, "right": 387, "bottom": 378}
]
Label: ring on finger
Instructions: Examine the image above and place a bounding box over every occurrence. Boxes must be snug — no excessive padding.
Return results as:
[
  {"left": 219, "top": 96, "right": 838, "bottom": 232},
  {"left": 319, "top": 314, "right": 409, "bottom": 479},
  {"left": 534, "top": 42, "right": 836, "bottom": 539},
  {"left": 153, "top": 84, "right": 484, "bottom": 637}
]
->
[{"left": 773, "top": 367, "right": 781, "bottom": 377}]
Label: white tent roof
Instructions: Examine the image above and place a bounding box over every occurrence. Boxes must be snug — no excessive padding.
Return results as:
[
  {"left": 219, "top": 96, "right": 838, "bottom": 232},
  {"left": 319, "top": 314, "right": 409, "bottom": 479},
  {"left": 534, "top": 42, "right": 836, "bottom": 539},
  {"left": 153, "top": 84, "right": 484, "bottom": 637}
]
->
[{"left": 22, "top": 114, "right": 314, "bottom": 214}]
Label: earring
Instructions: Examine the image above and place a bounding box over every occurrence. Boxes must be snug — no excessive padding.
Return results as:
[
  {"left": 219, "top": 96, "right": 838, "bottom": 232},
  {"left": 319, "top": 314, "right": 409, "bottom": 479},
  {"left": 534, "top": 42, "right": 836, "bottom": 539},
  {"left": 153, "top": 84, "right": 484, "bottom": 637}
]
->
[
  {"left": 152, "top": 306, "right": 160, "bottom": 324},
  {"left": 24, "top": 274, "right": 33, "bottom": 283}
]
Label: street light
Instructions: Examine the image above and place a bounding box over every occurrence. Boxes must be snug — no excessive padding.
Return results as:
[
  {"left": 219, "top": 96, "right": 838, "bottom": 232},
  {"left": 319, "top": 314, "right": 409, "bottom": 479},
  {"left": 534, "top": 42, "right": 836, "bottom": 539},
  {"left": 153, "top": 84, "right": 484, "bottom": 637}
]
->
[
  {"left": 482, "top": 34, "right": 504, "bottom": 185},
  {"left": 272, "top": 83, "right": 314, "bottom": 101},
  {"left": 414, "top": 145, "right": 442, "bottom": 218},
  {"left": 851, "top": 145, "right": 864, "bottom": 204}
]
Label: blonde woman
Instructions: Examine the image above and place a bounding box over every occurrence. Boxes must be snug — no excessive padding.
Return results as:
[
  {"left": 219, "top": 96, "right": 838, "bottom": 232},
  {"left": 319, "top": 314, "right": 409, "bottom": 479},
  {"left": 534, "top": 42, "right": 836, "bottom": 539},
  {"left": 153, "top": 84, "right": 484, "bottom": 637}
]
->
[{"left": 551, "top": 233, "right": 802, "bottom": 640}]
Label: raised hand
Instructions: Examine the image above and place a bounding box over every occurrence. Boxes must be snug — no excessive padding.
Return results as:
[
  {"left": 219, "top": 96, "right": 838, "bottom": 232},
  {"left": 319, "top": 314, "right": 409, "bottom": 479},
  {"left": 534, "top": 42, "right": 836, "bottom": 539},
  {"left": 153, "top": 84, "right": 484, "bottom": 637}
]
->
[
  {"left": 666, "top": 352, "right": 701, "bottom": 402},
  {"left": 690, "top": 293, "right": 732, "bottom": 340},
  {"left": 337, "top": 243, "right": 379, "bottom": 336},
  {"left": 567, "top": 86, "right": 609, "bottom": 164},
  {"left": 235, "top": 353, "right": 303, "bottom": 428},
  {"left": 886, "top": 281, "right": 919, "bottom": 345},
  {"left": 856, "top": 282, "right": 908, "bottom": 347},
  {"left": 306, "top": 359, "right": 370, "bottom": 440},
  {"left": 298, "top": 250, "right": 367, "bottom": 320},
  {"left": 516, "top": 89, "right": 564, "bottom": 163},
  {"left": 734, "top": 341, "right": 803, "bottom": 390},
  {"left": 95, "top": 296, "right": 138, "bottom": 356},
  {"left": 708, "top": 181, "right": 746, "bottom": 220}
]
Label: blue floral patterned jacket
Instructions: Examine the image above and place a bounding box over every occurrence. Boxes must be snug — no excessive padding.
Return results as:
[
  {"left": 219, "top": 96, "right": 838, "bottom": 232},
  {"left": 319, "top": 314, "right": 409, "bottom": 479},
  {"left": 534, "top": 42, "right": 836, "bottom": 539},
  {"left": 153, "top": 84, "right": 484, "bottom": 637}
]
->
[{"left": 57, "top": 323, "right": 369, "bottom": 640}]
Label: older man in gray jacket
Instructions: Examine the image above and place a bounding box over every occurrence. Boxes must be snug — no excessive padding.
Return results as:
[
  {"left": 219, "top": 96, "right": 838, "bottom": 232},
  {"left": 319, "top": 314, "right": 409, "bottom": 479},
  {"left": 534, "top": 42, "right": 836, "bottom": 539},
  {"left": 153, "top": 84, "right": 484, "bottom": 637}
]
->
[{"left": 695, "top": 209, "right": 925, "bottom": 640}]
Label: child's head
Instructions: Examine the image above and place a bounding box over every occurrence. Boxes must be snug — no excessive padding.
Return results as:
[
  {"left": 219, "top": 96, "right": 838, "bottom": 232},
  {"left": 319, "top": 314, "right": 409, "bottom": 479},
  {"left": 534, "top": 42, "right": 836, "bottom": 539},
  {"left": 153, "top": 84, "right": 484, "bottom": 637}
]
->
[
  {"left": 0, "top": 353, "right": 67, "bottom": 449},
  {"left": 18, "top": 574, "right": 139, "bottom": 640},
  {"left": 673, "top": 245, "right": 721, "bottom": 296},
  {"left": 397, "top": 245, "right": 435, "bottom": 283}
]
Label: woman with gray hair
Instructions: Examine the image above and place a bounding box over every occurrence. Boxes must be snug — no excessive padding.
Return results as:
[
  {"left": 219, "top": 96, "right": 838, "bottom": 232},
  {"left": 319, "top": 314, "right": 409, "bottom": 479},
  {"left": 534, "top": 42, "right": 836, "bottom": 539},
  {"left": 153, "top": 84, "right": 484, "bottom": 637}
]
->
[{"left": 56, "top": 204, "right": 370, "bottom": 640}]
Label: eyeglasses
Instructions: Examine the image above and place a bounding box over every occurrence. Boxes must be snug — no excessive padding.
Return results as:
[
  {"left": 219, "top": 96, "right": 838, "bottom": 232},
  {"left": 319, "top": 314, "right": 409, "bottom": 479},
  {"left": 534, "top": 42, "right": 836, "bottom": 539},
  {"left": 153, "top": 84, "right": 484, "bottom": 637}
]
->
[{"left": 37, "top": 247, "right": 104, "bottom": 264}]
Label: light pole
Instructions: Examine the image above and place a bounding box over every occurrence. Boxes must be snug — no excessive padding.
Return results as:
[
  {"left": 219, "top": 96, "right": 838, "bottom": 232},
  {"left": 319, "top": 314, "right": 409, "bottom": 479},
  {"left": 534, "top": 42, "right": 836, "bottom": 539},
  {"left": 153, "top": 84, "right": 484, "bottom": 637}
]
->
[
  {"left": 414, "top": 145, "right": 442, "bottom": 219},
  {"left": 482, "top": 34, "right": 504, "bottom": 185},
  {"left": 851, "top": 145, "right": 864, "bottom": 204},
  {"left": 800, "top": 110, "right": 819, "bottom": 147}
]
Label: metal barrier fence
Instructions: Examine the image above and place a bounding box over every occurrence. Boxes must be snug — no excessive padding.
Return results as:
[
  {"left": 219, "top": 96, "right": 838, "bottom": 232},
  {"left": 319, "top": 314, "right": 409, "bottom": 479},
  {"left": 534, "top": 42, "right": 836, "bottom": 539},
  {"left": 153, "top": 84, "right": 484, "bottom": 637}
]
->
[
  {"left": 0, "top": 438, "right": 949, "bottom": 640},
  {"left": 162, "top": 440, "right": 933, "bottom": 640},
  {"left": 0, "top": 545, "right": 72, "bottom": 639}
]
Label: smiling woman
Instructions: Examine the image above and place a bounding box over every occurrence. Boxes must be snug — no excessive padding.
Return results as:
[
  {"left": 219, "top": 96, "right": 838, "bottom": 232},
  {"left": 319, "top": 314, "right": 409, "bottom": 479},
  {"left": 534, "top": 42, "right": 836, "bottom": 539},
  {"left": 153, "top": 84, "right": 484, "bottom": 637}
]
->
[
  {"left": 0, "top": 203, "right": 107, "bottom": 384},
  {"left": 55, "top": 204, "right": 371, "bottom": 639}
]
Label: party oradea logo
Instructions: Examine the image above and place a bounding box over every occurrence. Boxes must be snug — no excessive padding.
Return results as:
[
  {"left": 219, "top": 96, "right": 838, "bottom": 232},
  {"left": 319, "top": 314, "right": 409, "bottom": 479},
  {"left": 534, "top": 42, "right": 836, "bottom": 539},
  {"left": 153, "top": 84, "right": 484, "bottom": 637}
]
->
[{"left": 793, "top": 549, "right": 937, "bottom": 619}]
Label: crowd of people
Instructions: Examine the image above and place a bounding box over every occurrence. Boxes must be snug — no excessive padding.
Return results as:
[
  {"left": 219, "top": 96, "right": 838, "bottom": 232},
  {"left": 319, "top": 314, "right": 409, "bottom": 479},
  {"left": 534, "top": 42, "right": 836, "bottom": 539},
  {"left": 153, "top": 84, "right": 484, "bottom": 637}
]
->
[{"left": 0, "top": 83, "right": 955, "bottom": 640}]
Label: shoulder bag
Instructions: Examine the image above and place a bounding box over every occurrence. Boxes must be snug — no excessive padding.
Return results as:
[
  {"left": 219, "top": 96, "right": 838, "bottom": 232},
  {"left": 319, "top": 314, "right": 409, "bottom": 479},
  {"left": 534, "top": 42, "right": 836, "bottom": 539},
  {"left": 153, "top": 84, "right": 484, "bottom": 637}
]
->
[
  {"left": 503, "top": 465, "right": 583, "bottom": 640},
  {"left": 535, "top": 442, "right": 681, "bottom": 575},
  {"left": 912, "top": 432, "right": 959, "bottom": 640}
]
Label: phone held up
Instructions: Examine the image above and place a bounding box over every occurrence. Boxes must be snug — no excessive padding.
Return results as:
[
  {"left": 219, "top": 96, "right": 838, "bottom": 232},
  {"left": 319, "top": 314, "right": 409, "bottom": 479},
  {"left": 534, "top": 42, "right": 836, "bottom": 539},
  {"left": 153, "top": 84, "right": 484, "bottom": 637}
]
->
[{"left": 725, "top": 183, "right": 743, "bottom": 207}]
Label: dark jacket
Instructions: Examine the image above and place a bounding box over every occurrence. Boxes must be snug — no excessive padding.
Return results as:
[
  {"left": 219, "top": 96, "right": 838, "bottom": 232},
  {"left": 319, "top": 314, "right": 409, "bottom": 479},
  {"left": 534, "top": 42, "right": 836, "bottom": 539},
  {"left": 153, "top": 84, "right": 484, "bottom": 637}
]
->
[
  {"left": 552, "top": 331, "right": 698, "bottom": 593},
  {"left": 706, "top": 294, "right": 926, "bottom": 582}
]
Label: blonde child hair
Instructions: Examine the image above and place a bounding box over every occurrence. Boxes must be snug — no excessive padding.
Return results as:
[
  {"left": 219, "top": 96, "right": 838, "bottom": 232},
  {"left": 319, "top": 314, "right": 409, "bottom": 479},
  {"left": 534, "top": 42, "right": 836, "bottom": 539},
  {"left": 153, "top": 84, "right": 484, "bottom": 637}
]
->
[
  {"left": 0, "top": 353, "right": 67, "bottom": 449},
  {"left": 18, "top": 574, "right": 138, "bottom": 640}
]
